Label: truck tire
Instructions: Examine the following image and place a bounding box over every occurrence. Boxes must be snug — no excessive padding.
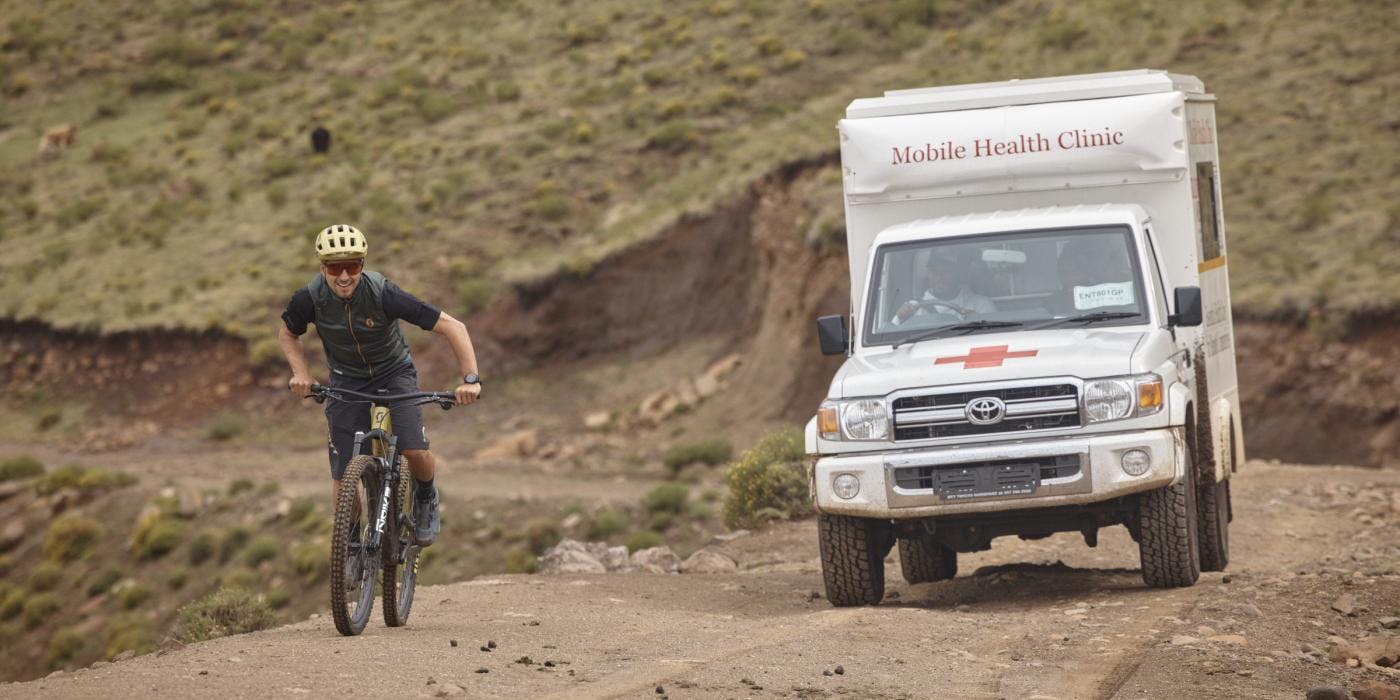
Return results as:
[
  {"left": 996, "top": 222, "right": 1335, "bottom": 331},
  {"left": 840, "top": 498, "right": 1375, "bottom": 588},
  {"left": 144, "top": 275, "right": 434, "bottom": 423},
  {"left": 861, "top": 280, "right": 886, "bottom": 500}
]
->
[
  {"left": 1136, "top": 448, "right": 1201, "bottom": 588},
  {"left": 818, "top": 513, "right": 890, "bottom": 606},
  {"left": 1197, "top": 478, "right": 1230, "bottom": 572},
  {"left": 898, "top": 535, "right": 957, "bottom": 584}
]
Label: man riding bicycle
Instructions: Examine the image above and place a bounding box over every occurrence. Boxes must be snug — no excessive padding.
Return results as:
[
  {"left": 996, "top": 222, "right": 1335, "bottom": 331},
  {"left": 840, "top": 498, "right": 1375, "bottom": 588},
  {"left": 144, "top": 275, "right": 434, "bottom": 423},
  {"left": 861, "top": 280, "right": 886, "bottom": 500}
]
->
[{"left": 277, "top": 224, "right": 481, "bottom": 546}]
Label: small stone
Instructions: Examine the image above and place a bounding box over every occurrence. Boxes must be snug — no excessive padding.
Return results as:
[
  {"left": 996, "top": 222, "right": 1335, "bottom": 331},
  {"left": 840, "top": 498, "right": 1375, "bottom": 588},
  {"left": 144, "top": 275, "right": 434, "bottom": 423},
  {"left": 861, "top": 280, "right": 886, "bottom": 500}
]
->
[
  {"left": 515, "top": 656, "right": 534, "bottom": 665},
  {"left": 475, "top": 668, "right": 489, "bottom": 674},
  {"left": 1196, "top": 625, "right": 1218, "bottom": 637},
  {"left": 823, "top": 670, "right": 833, "bottom": 677},
  {"left": 199, "top": 670, "right": 208, "bottom": 676},
  {"left": 1221, "top": 574, "right": 1233, "bottom": 583},
  {"left": 1379, "top": 617, "right": 1400, "bottom": 630},
  {"left": 680, "top": 548, "right": 738, "bottom": 574},
  {"left": 1209, "top": 634, "right": 1248, "bottom": 646},
  {"left": 449, "top": 640, "right": 458, "bottom": 648},
  {"left": 488, "top": 640, "right": 497, "bottom": 649},
  {"left": 1232, "top": 603, "right": 1263, "bottom": 619},
  {"left": 435, "top": 683, "right": 466, "bottom": 697},
  {"left": 1306, "top": 687, "right": 1349, "bottom": 700},
  {"left": 584, "top": 411, "right": 612, "bottom": 430},
  {"left": 1346, "top": 658, "right": 1361, "bottom": 668},
  {"left": 480, "top": 646, "right": 491, "bottom": 652},
  {"left": 112, "top": 650, "right": 136, "bottom": 662},
  {"left": 1377, "top": 655, "right": 1396, "bottom": 668},
  {"left": 544, "top": 661, "right": 555, "bottom": 668},
  {"left": 656, "top": 686, "right": 665, "bottom": 695},
  {"left": 528, "top": 621, "right": 540, "bottom": 626},
  {"left": 1235, "top": 670, "right": 1253, "bottom": 677},
  {"left": 1332, "top": 593, "right": 1357, "bottom": 617},
  {"left": 834, "top": 665, "right": 845, "bottom": 675},
  {"left": 1170, "top": 635, "right": 1201, "bottom": 646}
]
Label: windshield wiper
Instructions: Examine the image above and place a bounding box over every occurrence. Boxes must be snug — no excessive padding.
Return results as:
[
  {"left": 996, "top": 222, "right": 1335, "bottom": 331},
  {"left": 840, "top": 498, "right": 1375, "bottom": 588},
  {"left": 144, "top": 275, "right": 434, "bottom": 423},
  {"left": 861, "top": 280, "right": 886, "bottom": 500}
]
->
[
  {"left": 1024, "top": 311, "right": 1141, "bottom": 331},
  {"left": 892, "top": 320, "right": 1023, "bottom": 349}
]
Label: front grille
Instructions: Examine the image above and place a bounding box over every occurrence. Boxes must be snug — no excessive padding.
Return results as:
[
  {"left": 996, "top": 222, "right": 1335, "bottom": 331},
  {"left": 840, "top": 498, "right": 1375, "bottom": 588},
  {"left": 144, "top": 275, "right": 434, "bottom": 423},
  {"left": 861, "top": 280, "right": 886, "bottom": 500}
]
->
[
  {"left": 893, "top": 455, "right": 1081, "bottom": 500},
  {"left": 892, "top": 383, "right": 1079, "bottom": 440}
]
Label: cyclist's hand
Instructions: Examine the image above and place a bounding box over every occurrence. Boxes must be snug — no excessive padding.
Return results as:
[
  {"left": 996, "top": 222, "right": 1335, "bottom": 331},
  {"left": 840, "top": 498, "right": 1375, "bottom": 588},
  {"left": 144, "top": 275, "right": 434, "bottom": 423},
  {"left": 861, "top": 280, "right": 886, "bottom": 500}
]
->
[
  {"left": 455, "top": 382, "right": 481, "bottom": 406},
  {"left": 289, "top": 373, "right": 316, "bottom": 399}
]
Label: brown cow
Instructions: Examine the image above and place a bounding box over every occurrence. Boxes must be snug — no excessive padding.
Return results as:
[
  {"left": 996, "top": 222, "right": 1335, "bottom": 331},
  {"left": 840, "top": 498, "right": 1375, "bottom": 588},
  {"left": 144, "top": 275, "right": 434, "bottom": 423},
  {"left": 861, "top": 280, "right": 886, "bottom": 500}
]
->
[{"left": 37, "top": 124, "right": 78, "bottom": 159}]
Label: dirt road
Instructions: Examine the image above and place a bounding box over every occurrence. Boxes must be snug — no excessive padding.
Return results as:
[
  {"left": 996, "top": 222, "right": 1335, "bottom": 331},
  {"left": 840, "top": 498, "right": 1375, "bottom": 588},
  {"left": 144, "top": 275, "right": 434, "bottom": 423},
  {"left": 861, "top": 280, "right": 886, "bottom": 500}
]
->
[{"left": 5, "top": 461, "right": 1397, "bottom": 699}]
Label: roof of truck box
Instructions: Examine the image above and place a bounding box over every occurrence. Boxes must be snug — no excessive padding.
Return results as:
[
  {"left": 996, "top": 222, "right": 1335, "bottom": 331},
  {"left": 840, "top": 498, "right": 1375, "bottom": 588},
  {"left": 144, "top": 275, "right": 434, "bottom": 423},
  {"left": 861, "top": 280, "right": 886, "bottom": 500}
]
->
[
  {"left": 872, "top": 204, "right": 1149, "bottom": 246},
  {"left": 846, "top": 69, "right": 1206, "bottom": 119}
]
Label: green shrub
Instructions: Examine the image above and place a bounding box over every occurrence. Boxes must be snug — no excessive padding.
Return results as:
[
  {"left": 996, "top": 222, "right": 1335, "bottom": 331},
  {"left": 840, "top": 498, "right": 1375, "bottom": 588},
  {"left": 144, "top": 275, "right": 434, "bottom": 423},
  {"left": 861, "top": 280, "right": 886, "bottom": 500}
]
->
[
  {"left": 104, "top": 614, "right": 157, "bottom": 659},
  {"left": 722, "top": 427, "right": 811, "bottom": 529},
  {"left": 220, "top": 526, "right": 252, "bottom": 562},
  {"left": 44, "top": 514, "right": 104, "bottom": 562},
  {"left": 145, "top": 33, "right": 217, "bottom": 66},
  {"left": 265, "top": 588, "right": 291, "bottom": 610},
  {"left": 87, "top": 568, "right": 122, "bottom": 597},
  {"left": 642, "top": 483, "right": 689, "bottom": 515},
  {"left": 129, "top": 63, "right": 193, "bottom": 94},
  {"left": 23, "top": 592, "right": 61, "bottom": 629},
  {"left": 168, "top": 567, "right": 189, "bottom": 590},
  {"left": 132, "top": 512, "right": 184, "bottom": 560},
  {"left": 663, "top": 439, "right": 733, "bottom": 472},
  {"left": 115, "top": 582, "right": 151, "bottom": 610},
  {"left": 29, "top": 562, "right": 62, "bottom": 591},
  {"left": 175, "top": 587, "right": 278, "bottom": 643},
  {"left": 529, "top": 191, "right": 572, "bottom": 222},
  {"left": 646, "top": 120, "right": 699, "bottom": 153},
  {"left": 523, "top": 518, "right": 561, "bottom": 555},
  {"left": 228, "top": 479, "right": 255, "bottom": 496},
  {"left": 291, "top": 541, "right": 324, "bottom": 584},
  {"left": 35, "top": 465, "right": 135, "bottom": 495},
  {"left": 0, "top": 454, "right": 44, "bottom": 481},
  {"left": 189, "top": 530, "right": 217, "bottom": 565},
  {"left": 36, "top": 406, "right": 62, "bottom": 430},
  {"left": 242, "top": 535, "right": 280, "bottom": 567},
  {"left": 456, "top": 278, "right": 495, "bottom": 314},
  {"left": 504, "top": 547, "right": 537, "bottom": 574},
  {"left": 624, "top": 530, "right": 662, "bottom": 552},
  {"left": 0, "top": 588, "right": 25, "bottom": 619},
  {"left": 46, "top": 627, "right": 86, "bottom": 670},
  {"left": 493, "top": 81, "right": 521, "bottom": 102},
  {"left": 587, "top": 508, "right": 629, "bottom": 539},
  {"left": 260, "top": 155, "right": 298, "bottom": 182}
]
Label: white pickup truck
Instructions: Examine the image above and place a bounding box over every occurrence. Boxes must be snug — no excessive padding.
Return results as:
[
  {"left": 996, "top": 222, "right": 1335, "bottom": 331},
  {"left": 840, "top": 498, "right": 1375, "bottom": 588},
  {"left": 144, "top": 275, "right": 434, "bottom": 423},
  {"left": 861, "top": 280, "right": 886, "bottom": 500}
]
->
[{"left": 806, "top": 70, "right": 1243, "bottom": 606}]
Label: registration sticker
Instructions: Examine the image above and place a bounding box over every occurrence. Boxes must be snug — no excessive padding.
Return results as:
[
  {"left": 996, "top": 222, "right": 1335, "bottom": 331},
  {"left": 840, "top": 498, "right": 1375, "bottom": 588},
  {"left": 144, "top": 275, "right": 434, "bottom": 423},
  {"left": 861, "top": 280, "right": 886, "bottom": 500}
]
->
[{"left": 1073, "top": 282, "right": 1134, "bottom": 310}]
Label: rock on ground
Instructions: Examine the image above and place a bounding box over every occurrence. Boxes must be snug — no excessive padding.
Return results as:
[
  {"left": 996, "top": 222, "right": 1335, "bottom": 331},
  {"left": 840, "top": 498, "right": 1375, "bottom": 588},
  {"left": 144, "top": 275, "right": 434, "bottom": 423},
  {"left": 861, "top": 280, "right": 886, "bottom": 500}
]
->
[
  {"left": 680, "top": 548, "right": 738, "bottom": 574},
  {"left": 631, "top": 546, "right": 681, "bottom": 574}
]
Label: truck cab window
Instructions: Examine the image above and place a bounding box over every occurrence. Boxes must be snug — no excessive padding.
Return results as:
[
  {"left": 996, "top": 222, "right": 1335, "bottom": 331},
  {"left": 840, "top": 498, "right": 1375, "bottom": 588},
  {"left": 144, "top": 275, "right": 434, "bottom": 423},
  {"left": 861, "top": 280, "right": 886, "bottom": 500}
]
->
[{"left": 864, "top": 226, "right": 1148, "bottom": 346}]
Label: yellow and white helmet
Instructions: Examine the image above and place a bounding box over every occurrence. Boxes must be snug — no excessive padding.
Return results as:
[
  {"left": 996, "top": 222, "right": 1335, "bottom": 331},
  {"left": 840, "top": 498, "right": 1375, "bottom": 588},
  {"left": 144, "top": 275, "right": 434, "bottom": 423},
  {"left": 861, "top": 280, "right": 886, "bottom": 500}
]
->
[{"left": 315, "top": 224, "right": 368, "bottom": 261}]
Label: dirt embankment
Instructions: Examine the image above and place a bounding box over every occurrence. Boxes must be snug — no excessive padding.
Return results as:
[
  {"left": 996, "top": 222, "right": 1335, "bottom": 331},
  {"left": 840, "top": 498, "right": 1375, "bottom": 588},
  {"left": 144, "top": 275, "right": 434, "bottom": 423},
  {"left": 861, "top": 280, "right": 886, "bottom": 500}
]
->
[{"left": 4, "top": 160, "right": 1400, "bottom": 465}]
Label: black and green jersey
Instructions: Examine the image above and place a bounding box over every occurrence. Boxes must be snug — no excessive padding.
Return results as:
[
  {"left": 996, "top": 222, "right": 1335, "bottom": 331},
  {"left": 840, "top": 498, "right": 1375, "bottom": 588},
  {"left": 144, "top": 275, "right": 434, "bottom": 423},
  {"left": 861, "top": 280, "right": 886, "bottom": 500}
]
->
[{"left": 281, "top": 271, "right": 441, "bottom": 380}]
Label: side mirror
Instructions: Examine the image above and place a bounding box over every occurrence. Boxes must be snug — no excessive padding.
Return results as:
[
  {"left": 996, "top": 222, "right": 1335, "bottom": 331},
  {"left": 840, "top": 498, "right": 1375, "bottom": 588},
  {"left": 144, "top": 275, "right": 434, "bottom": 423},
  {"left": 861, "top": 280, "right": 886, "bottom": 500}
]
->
[
  {"left": 1170, "top": 286, "right": 1203, "bottom": 327},
  {"left": 816, "top": 315, "right": 849, "bottom": 356}
]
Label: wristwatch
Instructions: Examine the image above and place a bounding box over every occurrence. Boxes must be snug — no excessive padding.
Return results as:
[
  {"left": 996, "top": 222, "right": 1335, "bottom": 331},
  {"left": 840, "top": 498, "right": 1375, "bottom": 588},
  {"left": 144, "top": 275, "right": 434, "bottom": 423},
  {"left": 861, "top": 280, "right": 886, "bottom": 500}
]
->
[{"left": 463, "top": 373, "right": 480, "bottom": 385}]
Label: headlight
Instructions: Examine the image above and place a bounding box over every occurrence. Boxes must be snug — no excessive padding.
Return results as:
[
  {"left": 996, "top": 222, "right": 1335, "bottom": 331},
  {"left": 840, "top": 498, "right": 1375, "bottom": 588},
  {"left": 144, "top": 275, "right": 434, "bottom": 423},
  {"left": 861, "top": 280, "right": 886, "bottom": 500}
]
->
[
  {"left": 1084, "top": 373, "right": 1164, "bottom": 424},
  {"left": 832, "top": 473, "right": 861, "bottom": 499},
  {"left": 1120, "top": 449, "right": 1151, "bottom": 476},
  {"left": 841, "top": 399, "right": 889, "bottom": 440}
]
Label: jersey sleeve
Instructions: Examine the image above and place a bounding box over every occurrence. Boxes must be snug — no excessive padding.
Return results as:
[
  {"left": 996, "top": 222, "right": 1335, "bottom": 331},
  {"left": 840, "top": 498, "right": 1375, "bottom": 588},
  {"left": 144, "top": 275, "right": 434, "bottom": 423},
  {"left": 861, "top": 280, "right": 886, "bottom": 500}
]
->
[
  {"left": 382, "top": 281, "right": 442, "bottom": 331},
  {"left": 281, "top": 289, "right": 315, "bottom": 335}
]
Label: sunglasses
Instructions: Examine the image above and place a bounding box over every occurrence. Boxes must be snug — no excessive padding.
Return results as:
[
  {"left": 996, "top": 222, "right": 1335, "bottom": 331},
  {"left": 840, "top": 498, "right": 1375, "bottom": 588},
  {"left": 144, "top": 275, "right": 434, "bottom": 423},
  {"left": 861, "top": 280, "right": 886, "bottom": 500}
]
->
[{"left": 324, "top": 260, "right": 363, "bottom": 276}]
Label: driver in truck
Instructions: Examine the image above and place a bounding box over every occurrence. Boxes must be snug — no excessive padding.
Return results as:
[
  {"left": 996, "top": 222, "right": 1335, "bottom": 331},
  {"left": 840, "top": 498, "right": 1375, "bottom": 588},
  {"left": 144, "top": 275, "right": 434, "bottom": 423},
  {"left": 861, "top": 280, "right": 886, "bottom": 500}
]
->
[{"left": 891, "top": 253, "right": 997, "bottom": 324}]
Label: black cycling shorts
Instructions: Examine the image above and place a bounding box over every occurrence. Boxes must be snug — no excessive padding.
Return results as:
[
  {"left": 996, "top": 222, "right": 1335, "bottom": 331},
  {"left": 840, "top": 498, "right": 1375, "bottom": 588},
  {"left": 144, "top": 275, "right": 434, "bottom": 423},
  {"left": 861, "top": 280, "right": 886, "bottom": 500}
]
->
[{"left": 325, "top": 363, "right": 429, "bottom": 480}]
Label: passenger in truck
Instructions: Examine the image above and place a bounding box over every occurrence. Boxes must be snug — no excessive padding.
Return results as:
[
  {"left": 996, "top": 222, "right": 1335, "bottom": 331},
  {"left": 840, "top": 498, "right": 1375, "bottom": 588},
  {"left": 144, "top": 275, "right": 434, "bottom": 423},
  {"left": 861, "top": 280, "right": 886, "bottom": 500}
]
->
[{"left": 891, "top": 253, "right": 997, "bottom": 325}]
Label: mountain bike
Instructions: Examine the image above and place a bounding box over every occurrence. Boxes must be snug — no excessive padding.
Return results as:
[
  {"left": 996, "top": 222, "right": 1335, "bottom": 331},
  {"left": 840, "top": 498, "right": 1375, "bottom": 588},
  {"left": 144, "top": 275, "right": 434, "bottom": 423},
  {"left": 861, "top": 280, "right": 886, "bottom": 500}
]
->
[{"left": 309, "top": 384, "right": 456, "bottom": 636}]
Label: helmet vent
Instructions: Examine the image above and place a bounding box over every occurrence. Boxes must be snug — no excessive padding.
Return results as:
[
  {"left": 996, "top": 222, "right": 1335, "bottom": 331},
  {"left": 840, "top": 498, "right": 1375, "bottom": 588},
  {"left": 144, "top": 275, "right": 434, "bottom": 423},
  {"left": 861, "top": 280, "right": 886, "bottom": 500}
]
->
[{"left": 339, "top": 236, "right": 346, "bottom": 247}]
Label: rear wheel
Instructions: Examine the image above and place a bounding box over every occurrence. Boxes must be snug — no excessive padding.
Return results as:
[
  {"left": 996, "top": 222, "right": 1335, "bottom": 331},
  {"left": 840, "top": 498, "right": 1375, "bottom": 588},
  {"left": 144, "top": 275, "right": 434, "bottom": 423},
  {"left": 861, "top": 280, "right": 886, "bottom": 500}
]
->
[
  {"left": 382, "top": 459, "right": 419, "bottom": 627},
  {"left": 330, "top": 455, "right": 380, "bottom": 636},
  {"left": 818, "top": 513, "right": 891, "bottom": 607},
  {"left": 1198, "top": 425, "right": 1234, "bottom": 572},
  {"left": 898, "top": 535, "right": 958, "bottom": 584}
]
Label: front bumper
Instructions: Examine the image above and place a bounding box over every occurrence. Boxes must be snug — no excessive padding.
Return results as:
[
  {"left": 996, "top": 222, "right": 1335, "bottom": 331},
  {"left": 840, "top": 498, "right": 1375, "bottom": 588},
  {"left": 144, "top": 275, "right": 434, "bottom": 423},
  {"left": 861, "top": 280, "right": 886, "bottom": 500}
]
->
[{"left": 812, "top": 428, "right": 1181, "bottom": 519}]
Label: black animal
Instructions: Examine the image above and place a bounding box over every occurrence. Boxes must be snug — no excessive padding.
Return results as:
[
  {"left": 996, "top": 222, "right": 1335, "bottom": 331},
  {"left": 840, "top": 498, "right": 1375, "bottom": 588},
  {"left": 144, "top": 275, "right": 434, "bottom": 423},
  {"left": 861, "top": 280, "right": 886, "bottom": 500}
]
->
[{"left": 311, "top": 126, "right": 331, "bottom": 154}]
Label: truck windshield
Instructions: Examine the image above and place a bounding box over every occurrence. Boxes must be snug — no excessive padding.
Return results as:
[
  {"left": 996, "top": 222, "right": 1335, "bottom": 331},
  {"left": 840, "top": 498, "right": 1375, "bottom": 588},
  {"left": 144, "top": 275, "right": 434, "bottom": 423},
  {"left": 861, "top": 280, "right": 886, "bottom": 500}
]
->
[{"left": 863, "top": 225, "right": 1149, "bottom": 347}]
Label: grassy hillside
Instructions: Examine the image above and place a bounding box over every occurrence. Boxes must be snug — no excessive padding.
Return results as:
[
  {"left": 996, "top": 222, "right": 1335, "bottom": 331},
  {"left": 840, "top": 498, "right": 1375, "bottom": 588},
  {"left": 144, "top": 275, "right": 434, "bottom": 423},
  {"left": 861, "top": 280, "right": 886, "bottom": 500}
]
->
[{"left": 0, "top": 0, "right": 1395, "bottom": 342}]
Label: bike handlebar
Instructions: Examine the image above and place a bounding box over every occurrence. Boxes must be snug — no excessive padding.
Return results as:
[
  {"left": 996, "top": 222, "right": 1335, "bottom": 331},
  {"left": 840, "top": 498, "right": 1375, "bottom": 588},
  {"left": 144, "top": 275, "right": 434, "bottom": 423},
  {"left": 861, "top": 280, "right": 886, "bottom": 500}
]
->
[{"left": 308, "top": 384, "right": 459, "bottom": 410}]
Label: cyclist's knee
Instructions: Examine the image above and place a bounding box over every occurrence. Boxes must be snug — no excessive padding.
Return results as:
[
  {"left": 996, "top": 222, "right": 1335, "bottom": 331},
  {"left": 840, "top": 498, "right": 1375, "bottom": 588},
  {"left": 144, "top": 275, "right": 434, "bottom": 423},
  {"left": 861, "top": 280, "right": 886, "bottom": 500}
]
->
[{"left": 401, "top": 448, "right": 430, "bottom": 462}]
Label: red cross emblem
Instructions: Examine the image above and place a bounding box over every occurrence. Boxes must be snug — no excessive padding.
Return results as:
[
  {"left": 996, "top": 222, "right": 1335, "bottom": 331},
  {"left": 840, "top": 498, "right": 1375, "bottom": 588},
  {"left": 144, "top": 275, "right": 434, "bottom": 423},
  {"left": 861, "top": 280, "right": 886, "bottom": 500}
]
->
[{"left": 935, "top": 345, "right": 1038, "bottom": 369}]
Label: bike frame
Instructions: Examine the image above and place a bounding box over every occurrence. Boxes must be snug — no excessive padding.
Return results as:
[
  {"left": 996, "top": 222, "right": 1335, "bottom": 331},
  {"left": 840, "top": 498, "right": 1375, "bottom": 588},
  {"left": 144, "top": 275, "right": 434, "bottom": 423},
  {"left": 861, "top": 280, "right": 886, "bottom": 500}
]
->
[{"left": 350, "top": 405, "right": 399, "bottom": 554}]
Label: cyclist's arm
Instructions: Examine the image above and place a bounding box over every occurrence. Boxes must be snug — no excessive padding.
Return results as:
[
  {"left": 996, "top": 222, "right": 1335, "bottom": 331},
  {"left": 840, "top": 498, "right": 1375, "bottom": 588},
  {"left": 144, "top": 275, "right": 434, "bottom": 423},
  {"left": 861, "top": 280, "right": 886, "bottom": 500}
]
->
[
  {"left": 431, "top": 312, "right": 480, "bottom": 404},
  {"left": 280, "top": 290, "right": 318, "bottom": 397}
]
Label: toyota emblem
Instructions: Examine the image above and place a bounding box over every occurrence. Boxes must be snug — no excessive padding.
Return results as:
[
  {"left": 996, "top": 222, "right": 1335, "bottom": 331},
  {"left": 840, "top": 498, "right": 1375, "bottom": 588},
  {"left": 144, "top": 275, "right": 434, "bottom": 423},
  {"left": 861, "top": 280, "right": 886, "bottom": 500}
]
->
[{"left": 965, "top": 397, "right": 1006, "bottom": 425}]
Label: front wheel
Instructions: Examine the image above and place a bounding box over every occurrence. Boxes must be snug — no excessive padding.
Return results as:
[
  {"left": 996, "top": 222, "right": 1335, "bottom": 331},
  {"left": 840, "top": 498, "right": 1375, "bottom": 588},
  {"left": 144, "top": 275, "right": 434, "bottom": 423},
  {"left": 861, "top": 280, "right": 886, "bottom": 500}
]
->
[
  {"left": 382, "top": 460, "right": 419, "bottom": 627},
  {"left": 818, "top": 513, "right": 892, "bottom": 607},
  {"left": 330, "top": 455, "right": 380, "bottom": 636},
  {"left": 1137, "top": 447, "right": 1201, "bottom": 588}
]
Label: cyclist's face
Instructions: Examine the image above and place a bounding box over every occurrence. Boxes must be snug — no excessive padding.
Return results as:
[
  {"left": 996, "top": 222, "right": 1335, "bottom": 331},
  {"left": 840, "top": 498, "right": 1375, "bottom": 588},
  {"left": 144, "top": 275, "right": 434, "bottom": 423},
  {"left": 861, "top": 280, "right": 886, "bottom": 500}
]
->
[{"left": 322, "top": 259, "right": 363, "bottom": 299}]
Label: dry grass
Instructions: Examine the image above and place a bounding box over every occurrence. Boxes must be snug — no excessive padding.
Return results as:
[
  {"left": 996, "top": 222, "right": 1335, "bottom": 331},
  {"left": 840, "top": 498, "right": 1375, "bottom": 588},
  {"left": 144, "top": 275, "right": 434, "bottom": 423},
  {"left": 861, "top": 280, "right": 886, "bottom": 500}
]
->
[{"left": 0, "top": 0, "right": 1395, "bottom": 336}]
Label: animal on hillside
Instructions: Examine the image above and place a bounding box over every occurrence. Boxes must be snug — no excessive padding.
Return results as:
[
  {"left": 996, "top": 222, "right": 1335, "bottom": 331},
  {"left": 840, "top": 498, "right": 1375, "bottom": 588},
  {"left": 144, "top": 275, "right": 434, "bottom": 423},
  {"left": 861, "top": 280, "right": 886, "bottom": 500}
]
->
[
  {"left": 37, "top": 123, "right": 78, "bottom": 160},
  {"left": 311, "top": 125, "right": 331, "bottom": 154}
]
